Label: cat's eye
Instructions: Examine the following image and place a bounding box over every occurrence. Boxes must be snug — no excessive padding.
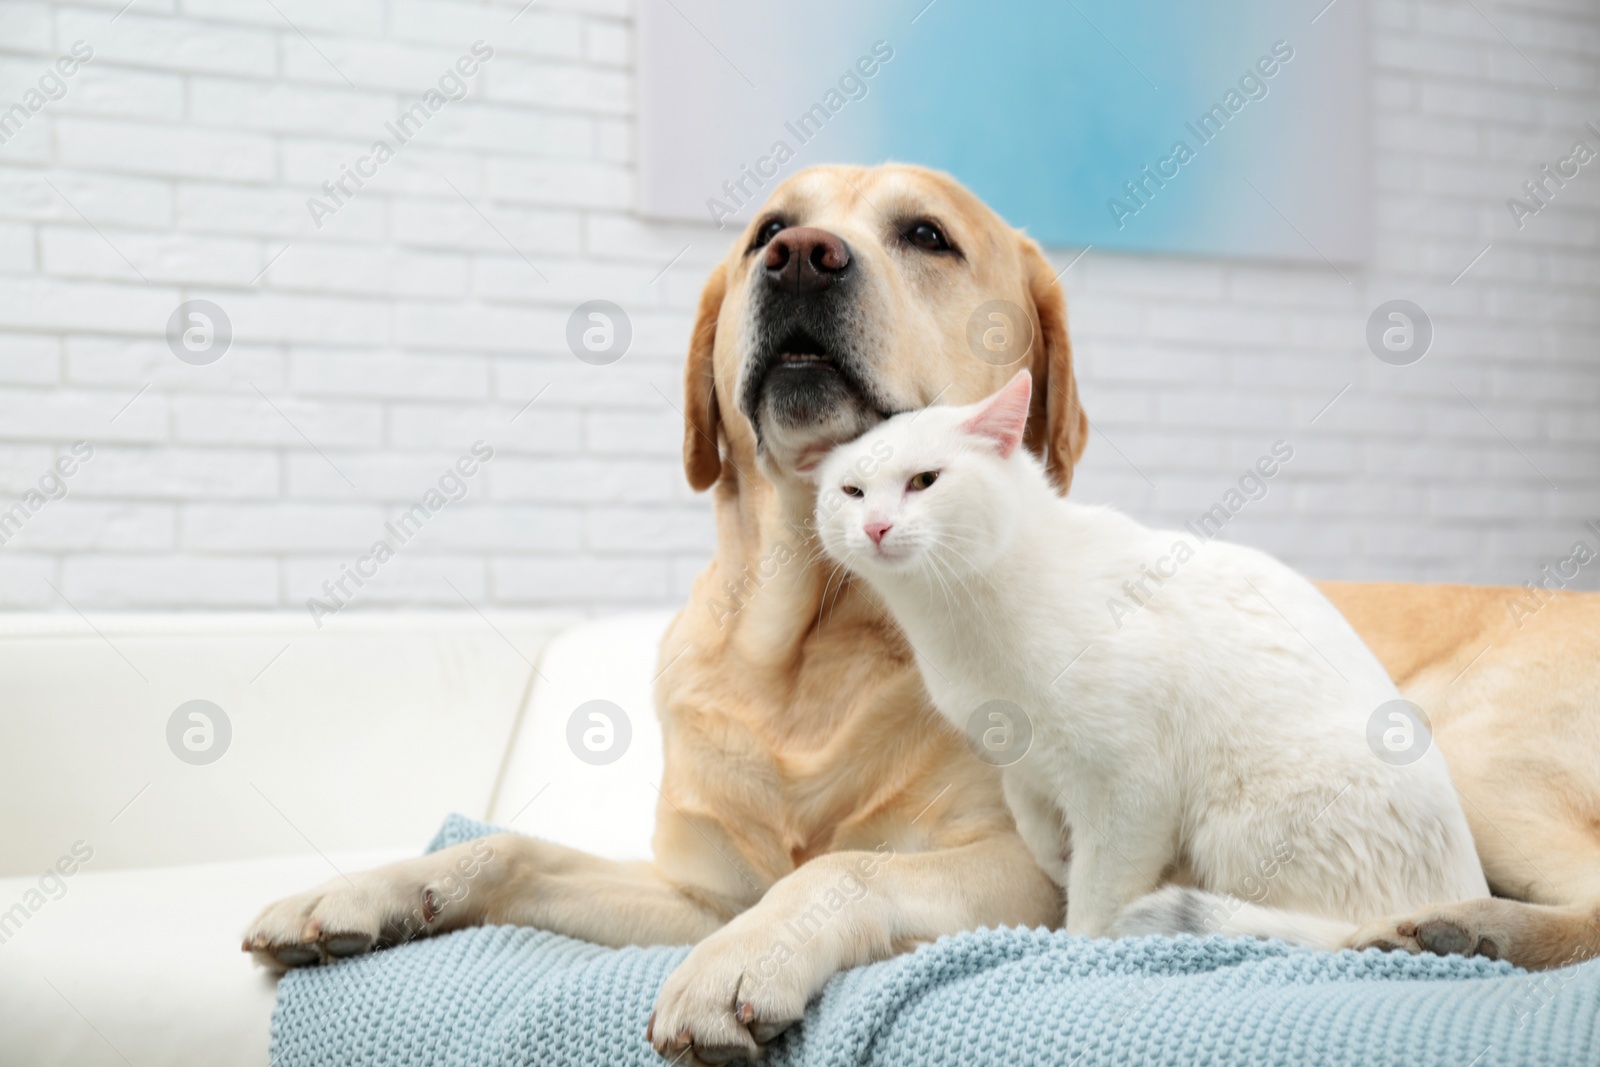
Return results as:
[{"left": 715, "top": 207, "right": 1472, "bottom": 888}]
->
[
  {"left": 839, "top": 485, "right": 864, "bottom": 498},
  {"left": 907, "top": 471, "right": 940, "bottom": 491}
]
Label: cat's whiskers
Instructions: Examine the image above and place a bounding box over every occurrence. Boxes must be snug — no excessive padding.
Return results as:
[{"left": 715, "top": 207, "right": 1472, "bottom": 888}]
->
[
  {"left": 928, "top": 530, "right": 1001, "bottom": 594},
  {"left": 916, "top": 550, "right": 961, "bottom": 619},
  {"left": 770, "top": 534, "right": 855, "bottom": 629},
  {"left": 814, "top": 558, "right": 850, "bottom": 628},
  {"left": 920, "top": 523, "right": 1010, "bottom": 632},
  {"left": 937, "top": 548, "right": 986, "bottom": 607},
  {"left": 826, "top": 559, "right": 857, "bottom": 622},
  {"left": 927, "top": 544, "right": 991, "bottom": 629},
  {"left": 929, "top": 542, "right": 1001, "bottom": 632}
]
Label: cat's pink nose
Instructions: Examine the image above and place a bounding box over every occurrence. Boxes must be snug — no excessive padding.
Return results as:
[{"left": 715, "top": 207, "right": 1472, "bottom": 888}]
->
[{"left": 864, "top": 521, "right": 892, "bottom": 546}]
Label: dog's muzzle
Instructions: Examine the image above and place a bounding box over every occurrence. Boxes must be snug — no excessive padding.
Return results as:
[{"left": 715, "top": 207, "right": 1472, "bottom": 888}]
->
[{"left": 739, "top": 228, "right": 893, "bottom": 450}]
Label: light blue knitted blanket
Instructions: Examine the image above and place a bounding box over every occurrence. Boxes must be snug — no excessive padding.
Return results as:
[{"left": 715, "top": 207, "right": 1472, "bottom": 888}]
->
[{"left": 271, "top": 815, "right": 1599, "bottom": 1066}]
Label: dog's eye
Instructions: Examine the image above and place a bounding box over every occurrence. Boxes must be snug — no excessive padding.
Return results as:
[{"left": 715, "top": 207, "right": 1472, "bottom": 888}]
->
[
  {"left": 840, "top": 485, "right": 864, "bottom": 498},
  {"left": 903, "top": 221, "right": 950, "bottom": 252},
  {"left": 907, "top": 471, "right": 939, "bottom": 491},
  {"left": 752, "top": 218, "right": 786, "bottom": 249}
]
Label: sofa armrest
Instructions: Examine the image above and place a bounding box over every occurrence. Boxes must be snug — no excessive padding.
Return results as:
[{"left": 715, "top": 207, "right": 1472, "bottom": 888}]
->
[
  {"left": 0, "top": 611, "right": 570, "bottom": 877},
  {"left": 488, "top": 611, "right": 675, "bottom": 862}
]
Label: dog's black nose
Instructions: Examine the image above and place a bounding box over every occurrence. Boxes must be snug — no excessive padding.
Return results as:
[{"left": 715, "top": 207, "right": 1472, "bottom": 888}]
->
[{"left": 764, "top": 227, "right": 850, "bottom": 294}]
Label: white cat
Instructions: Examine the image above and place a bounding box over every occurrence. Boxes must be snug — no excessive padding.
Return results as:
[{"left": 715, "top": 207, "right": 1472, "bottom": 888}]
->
[{"left": 814, "top": 371, "right": 1488, "bottom": 948}]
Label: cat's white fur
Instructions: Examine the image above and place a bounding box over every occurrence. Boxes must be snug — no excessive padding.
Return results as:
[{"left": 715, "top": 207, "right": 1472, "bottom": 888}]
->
[{"left": 815, "top": 371, "right": 1489, "bottom": 947}]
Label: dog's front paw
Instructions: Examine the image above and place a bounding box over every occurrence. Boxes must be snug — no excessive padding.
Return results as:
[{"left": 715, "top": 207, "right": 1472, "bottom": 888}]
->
[
  {"left": 242, "top": 870, "right": 445, "bottom": 971},
  {"left": 648, "top": 923, "right": 809, "bottom": 1065},
  {"left": 244, "top": 841, "right": 499, "bottom": 971}
]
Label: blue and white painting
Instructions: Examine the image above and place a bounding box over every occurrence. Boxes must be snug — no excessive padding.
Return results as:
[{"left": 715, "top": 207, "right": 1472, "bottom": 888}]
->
[{"left": 638, "top": 0, "right": 1368, "bottom": 262}]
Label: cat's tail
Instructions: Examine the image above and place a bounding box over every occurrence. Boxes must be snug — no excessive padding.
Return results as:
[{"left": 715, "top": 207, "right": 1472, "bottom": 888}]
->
[{"left": 1109, "top": 885, "right": 1357, "bottom": 951}]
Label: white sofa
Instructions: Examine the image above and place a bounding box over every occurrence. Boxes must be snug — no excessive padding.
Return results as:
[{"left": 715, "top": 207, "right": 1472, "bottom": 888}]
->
[{"left": 0, "top": 610, "right": 674, "bottom": 1067}]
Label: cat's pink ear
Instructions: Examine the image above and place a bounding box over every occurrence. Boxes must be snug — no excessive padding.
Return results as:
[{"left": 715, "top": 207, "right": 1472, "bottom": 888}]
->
[{"left": 959, "top": 371, "right": 1032, "bottom": 458}]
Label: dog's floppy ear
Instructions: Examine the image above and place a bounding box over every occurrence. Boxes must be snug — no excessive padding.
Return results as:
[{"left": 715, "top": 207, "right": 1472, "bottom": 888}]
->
[
  {"left": 1020, "top": 237, "right": 1088, "bottom": 493},
  {"left": 682, "top": 262, "right": 727, "bottom": 492}
]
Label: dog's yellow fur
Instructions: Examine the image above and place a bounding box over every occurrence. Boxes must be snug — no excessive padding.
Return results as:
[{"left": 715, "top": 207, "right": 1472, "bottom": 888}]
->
[
  {"left": 245, "top": 165, "right": 1600, "bottom": 1064},
  {"left": 1324, "top": 581, "right": 1600, "bottom": 965}
]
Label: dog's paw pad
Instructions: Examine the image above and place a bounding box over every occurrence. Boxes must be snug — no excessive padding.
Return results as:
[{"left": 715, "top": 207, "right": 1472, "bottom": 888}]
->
[
  {"left": 273, "top": 944, "right": 320, "bottom": 967},
  {"left": 1412, "top": 918, "right": 1504, "bottom": 960},
  {"left": 737, "top": 1001, "right": 796, "bottom": 1045},
  {"left": 323, "top": 932, "right": 375, "bottom": 957},
  {"left": 750, "top": 1019, "right": 795, "bottom": 1044},
  {"left": 1414, "top": 919, "right": 1472, "bottom": 956}
]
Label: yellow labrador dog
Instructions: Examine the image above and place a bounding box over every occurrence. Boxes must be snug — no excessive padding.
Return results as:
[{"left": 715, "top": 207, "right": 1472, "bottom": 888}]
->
[{"left": 245, "top": 164, "right": 1600, "bottom": 1064}]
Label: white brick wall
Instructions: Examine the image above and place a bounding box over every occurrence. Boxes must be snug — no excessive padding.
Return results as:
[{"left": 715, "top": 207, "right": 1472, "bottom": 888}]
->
[{"left": 0, "top": 0, "right": 1596, "bottom": 617}]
